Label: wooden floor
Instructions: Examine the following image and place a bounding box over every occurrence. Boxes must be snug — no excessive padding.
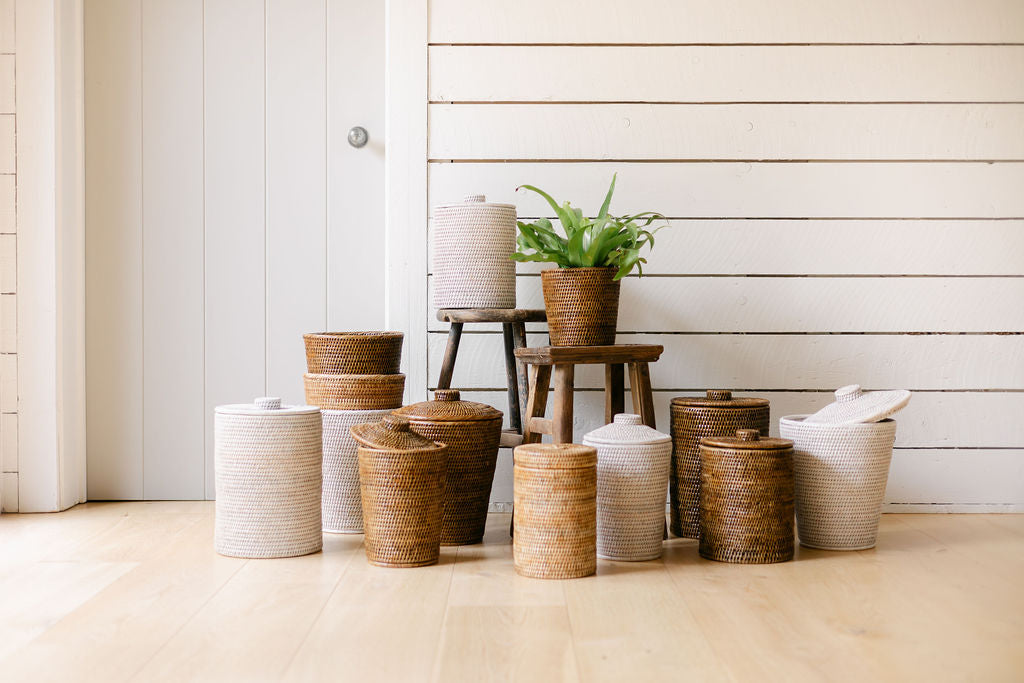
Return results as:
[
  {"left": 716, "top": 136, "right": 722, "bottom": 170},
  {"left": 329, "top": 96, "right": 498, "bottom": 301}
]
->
[{"left": 0, "top": 503, "right": 1021, "bottom": 682}]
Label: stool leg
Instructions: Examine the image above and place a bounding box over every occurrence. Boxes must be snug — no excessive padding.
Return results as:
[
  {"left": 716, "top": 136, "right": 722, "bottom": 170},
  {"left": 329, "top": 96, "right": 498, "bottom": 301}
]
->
[
  {"left": 511, "top": 322, "right": 529, "bottom": 432},
  {"left": 605, "top": 363, "right": 625, "bottom": 424},
  {"left": 502, "top": 324, "right": 522, "bottom": 433},
  {"left": 628, "top": 361, "right": 657, "bottom": 428},
  {"left": 437, "top": 322, "right": 463, "bottom": 389},
  {"left": 522, "top": 364, "right": 552, "bottom": 444},
  {"left": 552, "top": 364, "right": 575, "bottom": 444}
]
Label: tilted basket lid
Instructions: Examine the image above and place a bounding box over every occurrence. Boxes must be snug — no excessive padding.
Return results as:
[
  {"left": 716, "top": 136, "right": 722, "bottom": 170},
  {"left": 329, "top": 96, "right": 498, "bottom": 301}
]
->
[
  {"left": 514, "top": 442, "right": 597, "bottom": 470},
  {"left": 582, "top": 413, "right": 670, "bottom": 446},
  {"left": 670, "top": 390, "right": 768, "bottom": 410},
  {"left": 392, "top": 389, "right": 503, "bottom": 423},
  {"left": 215, "top": 396, "right": 319, "bottom": 417},
  {"left": 350, "top": 414, "right": 446, "bottom": 453},
  {"left": 434, "top": 193, "right": 516, "bottom": 212},
  {"left": 804, "top": 384, "right": 911, "bottom": 425},
  {"left": 701, "top": 429, "right": 793, "bottom": 451}
]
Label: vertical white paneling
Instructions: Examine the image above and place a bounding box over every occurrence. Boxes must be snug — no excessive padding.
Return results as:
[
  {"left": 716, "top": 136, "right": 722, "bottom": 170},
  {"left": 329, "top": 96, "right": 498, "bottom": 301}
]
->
[
  {"left": 266, "top": 0, "right": 327, "bottom": 403},
  {"left": 85, "top": 0, "right": 143, "bottom": 500},
  {"left": 1, "top": 470, "right": 16, "bottom": 511},
  {"left": 1, "top": 412, "right": 15, "bottom": 471},
  {"left": 0, "top": 233, "right": 14, "bottom": 292},
  {"left": 203, "top": 0, "right": 265, "bottom": 500},
  {"left": 0, "top": 0, "right": 13, "bottom": 53},
  {"left": 141, "top": 0, "right": 204, "bottom": 499},
  {"left": 0, "top": 113, "right": 13, "bottom": 173},
  {"left": 326, "top": 0, "right": 385, "bottom": 331},
  {"left": 0, "top": 351, "right": 15, "bottom": 410},
  {"left": 0, "top": 55, "right": 13, "bottom": 112},
  {"left": 0, "top": 294, "right": 12, "bottom": 351},
  {"left": 0, "top": 175, "right": 13, "bottom": 233}
]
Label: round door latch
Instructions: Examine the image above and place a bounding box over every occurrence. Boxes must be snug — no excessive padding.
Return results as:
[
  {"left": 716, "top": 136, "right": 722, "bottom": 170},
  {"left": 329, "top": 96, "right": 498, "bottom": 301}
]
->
[{"left": 347, "top": 126, "right": 369, "bottom": 148}]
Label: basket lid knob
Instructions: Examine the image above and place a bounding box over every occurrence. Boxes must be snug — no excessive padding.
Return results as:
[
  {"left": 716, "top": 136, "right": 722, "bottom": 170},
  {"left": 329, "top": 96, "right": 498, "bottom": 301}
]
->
[
  {"left": 706, "top": 389, "right": 733, "bottom": 401},
  {"left": 254, "top": 397, "right": 282, "bottom": 410},
  {"left": 835, "top": 384, "right": 863, "bottom": 404},
  {"left": 463, "top": 194, "right": 486, "bottom": 203},
  {"left": 612, "top": 413, "right": 642, "bottom": 425},
  {"left": 382, "top": 414, "right": 410, "bottom": 432},
  {"left": 735, "top": 429, "right": 760, "bottom": 441},
  {"left": 434, "top": 389, "right": 461, "bottom": 402}
]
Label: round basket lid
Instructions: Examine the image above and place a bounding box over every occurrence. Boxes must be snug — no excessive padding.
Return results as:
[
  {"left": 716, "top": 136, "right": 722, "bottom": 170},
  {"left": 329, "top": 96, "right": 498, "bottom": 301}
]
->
[
  {"left": 215, "top": 396, "right": 319, "bottom": 416},
  {"left": 671, "top": 390, "right": 769, "bottom": 409},
  {"left": 350, "top": 414, "right": 445, "bottom": 452},
  {"left": 582, "top": 413, "right": 670, "bottom": 446},
  {"left": 701, "top": 429, "right": 792, "bottom": 451},
  {"left": 433, "top": 193, "right": 516, "bottom": 211},
  {"left": 514, "top": 442, "right": 596, "bottom": 470},
  {"left": 804, "top": 384, "right": 911, "bottom": 425},
  {"left": 392, "top": 389, "right": 503, "bottom": 422}
]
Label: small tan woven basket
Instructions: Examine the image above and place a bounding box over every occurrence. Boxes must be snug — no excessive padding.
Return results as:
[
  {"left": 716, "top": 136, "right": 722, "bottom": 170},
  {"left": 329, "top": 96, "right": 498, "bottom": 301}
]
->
[
  {"left": 540, "top": 267, "right": 620, "bottom": 346},
  {"left": 351, "top": 415, "right": 448, "bottom": 568},
  {"left": 215, "top": 397, "right": 323, "bottom": 559},
  {"left": 303, "top": 373, "right": 405, "bottom": 410},
  {"left": 303, "top": 331, "right": 403, "bottom": 375},
  {"left": 669, "top": 391, "right": 770, "bottom": 539},
  {"left": 321, "top": 407, "right": 393, "bottom": 534},
  {"left": 513, "top": 443, "right": 597, "bottom": 579},
  {"left": 699, "top": 429, "right": 795, "bottom": 564}
]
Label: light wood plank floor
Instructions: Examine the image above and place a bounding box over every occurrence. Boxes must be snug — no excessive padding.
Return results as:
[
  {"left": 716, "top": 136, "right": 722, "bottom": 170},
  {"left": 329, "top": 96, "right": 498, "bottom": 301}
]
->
[{"left": 0, "top": 503, "right": 1021, "bottom": 682}]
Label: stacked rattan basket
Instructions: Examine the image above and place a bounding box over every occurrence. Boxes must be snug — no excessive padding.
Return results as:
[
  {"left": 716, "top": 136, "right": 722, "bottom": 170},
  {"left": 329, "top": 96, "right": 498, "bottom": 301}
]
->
[{"left": 303, "top": 332, "right": 405, "bottom": 534}]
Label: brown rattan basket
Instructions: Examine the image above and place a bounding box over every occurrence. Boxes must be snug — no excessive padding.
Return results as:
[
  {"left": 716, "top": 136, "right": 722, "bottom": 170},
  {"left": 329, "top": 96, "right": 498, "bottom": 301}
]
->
[
  {"left": 669, "top": 391, "right": 770, "bottom": 539},
  {"left": 699, "top": 429, "right": 795, "bottom": 564},
  {"left": 392, "top": 390, "right": 503, "bottom": 546},
  {"left": 540, "top": 267, "right": 620, "bottom": 346},
  {"left": 303, "top": 331, "right": 403, "bottom": 375},
  {"left": 303, "top": 373, "right": 405, "bottom": 410},
  {"left": 513, "top": 443, "right": 597, "bottom": 579},
  {"left": 351, "top": 415, "right": 448, "bottom": 568}
]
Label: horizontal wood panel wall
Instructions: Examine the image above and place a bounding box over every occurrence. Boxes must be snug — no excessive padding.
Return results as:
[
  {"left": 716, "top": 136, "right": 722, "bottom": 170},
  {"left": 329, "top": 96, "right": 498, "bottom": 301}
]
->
[{"left": 425, "top": 1, "right": 1024, "bottom": 510}]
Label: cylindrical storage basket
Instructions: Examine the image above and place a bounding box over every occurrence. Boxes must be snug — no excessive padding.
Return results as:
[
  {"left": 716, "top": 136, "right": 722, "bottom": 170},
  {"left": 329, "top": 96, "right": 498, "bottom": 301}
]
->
[
  {"left": 780, "top": 416, "right": 897, "bottom": 550},
  {"left": 432, "top": 194, "right": 517, "bottom": 309},
  {"left": 215, "top": 397, "right": 323, "bottom": 559},
  {"left": 392, "top": 390, "right": 503, "bottom": 545},
  {"left": 303, "top": 331, "right": 403, "bottom": 375},
  {"left": 540, "top": 267, "right": 620, "bottom": 346},
  {"left": 699, "top": 429, "right": 795, "bottom": 564},
  {"left": 513, "top": 443, "right": 597, "bottom": 579},
  {"left": 321, "top": 407, "right": 393, "bottom": 533},
  {"left": 303, "top": 373, "right": 405, "bottom": 410},
  {"left": 351, "top": 415, "right": 448, "bottom": 568},
  {"left": 669, "top": 391, "right": 770, "bottom": 539},
  {"left": 583, "top": 414, "right": 672, "bottom": 561}
]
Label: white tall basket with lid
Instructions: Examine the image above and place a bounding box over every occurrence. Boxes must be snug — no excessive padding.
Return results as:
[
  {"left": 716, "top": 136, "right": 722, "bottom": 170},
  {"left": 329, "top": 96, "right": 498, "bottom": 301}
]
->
[
  {"left": 432, "top": 194, "right": 517, "bottom": 309},
  {"left": 583, "top": 414, "right": 672, "bottom": 561},
  {"left": 321, "top": 408, "right": 393, "bottom": 534}
]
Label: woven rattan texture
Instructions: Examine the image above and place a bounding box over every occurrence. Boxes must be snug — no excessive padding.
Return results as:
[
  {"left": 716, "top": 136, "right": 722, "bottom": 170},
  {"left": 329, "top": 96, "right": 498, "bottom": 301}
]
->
[
  {"left": 780, "top": 416, "right": 897, "bottom": 550},
  {"left": 321, "top": 408, "right": 392, "bottom": 534},
  {"left": 303, "top": 373, "right": 405, "bottom": 410},
  {"left": 540, "top": 267, "right": 620, "bottom": 346},
  {"left": 432, "top": 202, "right": 517, "bottom": 309},
  {"left": 393, "top": 389, "right": 503, "bottom": 423},
  {"left": 303, "top": 332, "right": 403, "bottom": 375},
  {"left": 669, "top": 404, "right": 769, "bottom": 539},
  {"left": 215, "top": 411, "right": 323, "bottom": 559},
  {"left": 513, "top": 444, "right": 597, "bottom": 579},
  {"left": 698, "top": 441, "right": 795, "bottom": 564}
]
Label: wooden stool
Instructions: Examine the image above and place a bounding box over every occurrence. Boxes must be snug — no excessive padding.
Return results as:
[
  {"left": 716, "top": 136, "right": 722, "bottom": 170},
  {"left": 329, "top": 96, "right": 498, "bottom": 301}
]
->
[
  {"left": 436, "top": 309, "right": 547, "bottom": 439},
  {"left": 515, "top": 344, "right": 664, "bottom": 443}
]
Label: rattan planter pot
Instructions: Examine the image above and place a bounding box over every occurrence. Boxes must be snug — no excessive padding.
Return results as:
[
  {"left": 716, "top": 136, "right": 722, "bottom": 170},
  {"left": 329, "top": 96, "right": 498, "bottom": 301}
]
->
[
  {"left": 699, "top": 429, "right": 795, "bottom": 564},
  {"left": 583, "top": 414, "right": 671, "bottom": 561},
  {"left": 303, "top": 373, "right": 405, "bottom": 410},
  {"left": 540, "top": 267, "right": 620, "bottom": 346},
  {"left": 513, "top": 443, "right": 597, "bottom": 579},
  {"left": 303, "top": 331, "right": 403, "bottom": 375},
  {"left": 351, "top": 415, "right": 448, "bottom": 568},
  {"left": 214, "top": 397, "right": 323, "bottom": 559},
  {"left": 432, "top": 194, "right": 517, "bottom": 309},
  {"left": 393, "top": 390, "right": 503, "bottom": 545},
  {"left": 780, "top": 416, "right": 897, "bottom": 551},
  {"left": 321, "top": 407, "right": 393, "bottom": 534},
  {"left": 669, "top": 391, "right": 770, "bottom": 539}
]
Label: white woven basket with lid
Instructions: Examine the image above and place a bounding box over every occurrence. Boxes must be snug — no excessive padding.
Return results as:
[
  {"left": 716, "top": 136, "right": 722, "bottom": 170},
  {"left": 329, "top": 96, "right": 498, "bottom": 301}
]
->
[
  {"left": 215, "top": 397, "right": 323, "bottom": 559},
  {"left": 432, "top": 194, "right": 517, "bottom": 309},
  {"left": 583, "top": 413, "right": 672, "bottom": 561},
  {"left": 321, "top": 407, "right": 393, "bottom": 534}
]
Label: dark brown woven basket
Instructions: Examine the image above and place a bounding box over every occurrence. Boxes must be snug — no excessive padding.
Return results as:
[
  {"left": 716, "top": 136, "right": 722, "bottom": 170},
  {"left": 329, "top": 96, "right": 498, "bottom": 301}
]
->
[
  {"left": 540, "top": 267, "right": 620, "bottom": 346},
  {"left": 351, "top": 415, "right": 448, "bottom": 568},
  {"left": 669, "top": 391, "right": 770, "bottom": 539},
  {"left": 699, "top": 429, "right": 795, "bottom": 564},
  {"left": 303, "top": 331, "right": 403, "bottom": 375},
  {"left": 393, "top": 390, "right": 503, "bottom": 546},
  {"left": 303, "top": 373, "right": 405, "bottom": 410}
]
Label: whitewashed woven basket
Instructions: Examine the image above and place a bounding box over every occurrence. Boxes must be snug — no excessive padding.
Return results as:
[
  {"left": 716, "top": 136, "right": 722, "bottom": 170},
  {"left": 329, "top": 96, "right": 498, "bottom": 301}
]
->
[
  {"left": 779, "top": 415, "right": 897, "bottom": 551},
  {"left": 215, "top": 397, "right": 323, "bottom": 558},
  {"left": 583, "top": 414, "right": 672, "bottom": 561},
  {"left": 432, "top": 194, "right": 516, "bottom": 309},
  {"left": 321, "top": 408, "right": 392, "bottom": 534}
]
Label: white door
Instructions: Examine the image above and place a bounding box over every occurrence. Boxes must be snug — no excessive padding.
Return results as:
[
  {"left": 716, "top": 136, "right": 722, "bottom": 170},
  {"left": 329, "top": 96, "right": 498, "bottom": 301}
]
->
[{"left": 84, "top": 0, "right": 385, "bottom": 500}]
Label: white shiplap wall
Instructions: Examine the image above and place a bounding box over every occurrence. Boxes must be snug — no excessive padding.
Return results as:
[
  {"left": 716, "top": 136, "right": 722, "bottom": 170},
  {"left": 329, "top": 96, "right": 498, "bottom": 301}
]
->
[
  {"left": 422, "top": 0, "right": 1024, "bottom": 511},
  {"left": 0, "top": 0, "right": 16, "bottom": 511}
]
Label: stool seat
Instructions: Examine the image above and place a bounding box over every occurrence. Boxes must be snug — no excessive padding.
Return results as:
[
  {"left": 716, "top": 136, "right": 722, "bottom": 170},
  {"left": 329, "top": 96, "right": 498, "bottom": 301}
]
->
[
  {"left": 514, "top": 344, "right": 663, "bottom": 365},
  {"left": 437, "top": 308, "right": 546, "bottom": 324}
]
